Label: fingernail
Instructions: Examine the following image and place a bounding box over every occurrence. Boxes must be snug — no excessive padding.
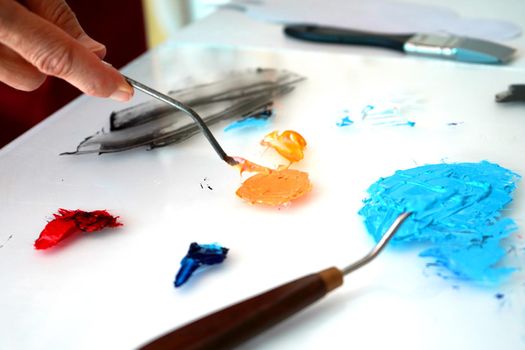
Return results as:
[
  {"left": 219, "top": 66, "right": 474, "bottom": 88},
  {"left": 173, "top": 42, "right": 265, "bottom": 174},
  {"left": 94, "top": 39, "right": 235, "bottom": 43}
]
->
[{"left": 110, "top": 88, "right": 132, "bottom": 102}]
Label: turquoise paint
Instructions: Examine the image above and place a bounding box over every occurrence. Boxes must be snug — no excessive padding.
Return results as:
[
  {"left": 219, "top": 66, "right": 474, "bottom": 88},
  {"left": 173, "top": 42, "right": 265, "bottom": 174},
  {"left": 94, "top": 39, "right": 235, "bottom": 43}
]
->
[
  {"left": 224, "top": 109, "right": 273, "bottom": 132},
  {"left": 337, "top": 103, "right": 415, "bottom": 128},
  {"left": 224, "top": 117, "right": 269, "bottom": 132},
  {"left": 336, "top": 116, "right": 354, "bottom": 127},
  {"left": 359, "top": 161, "right": 520, "bottom": 285}
]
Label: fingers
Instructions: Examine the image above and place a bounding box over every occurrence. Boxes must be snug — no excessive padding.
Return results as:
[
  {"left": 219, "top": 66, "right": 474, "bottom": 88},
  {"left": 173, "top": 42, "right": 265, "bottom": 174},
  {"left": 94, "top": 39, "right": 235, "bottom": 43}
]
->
[
  {"left": 0, "top": 0, "right": 132, "bottom": 100},
  {"left": 0, "top": 44, "right": 45, "bottom": 91},
  {"left": 24, "top": 0, "right": 106, "bottom": 58}
]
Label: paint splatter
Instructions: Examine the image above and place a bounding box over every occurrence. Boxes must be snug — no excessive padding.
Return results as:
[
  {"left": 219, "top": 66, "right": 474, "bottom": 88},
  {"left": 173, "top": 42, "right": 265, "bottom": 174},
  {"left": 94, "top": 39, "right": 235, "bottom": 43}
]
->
[
  {"left": 200, "top": 177, "right": 213, "bottom": 190},
  {"left": 359, "top": 161, "right": 520, "bottom": 285},
  {"left": 260, "top": 130, "right": 307, "bottom": 163},
  {"left": 174, "top": 242, "right": 229, "bottom": 288},
  {"left": 337, "top": 94, "right": 423, "bottom": 128},
  {"left": 236, "top": 169, "right": 312, "bottom": 206},
  {"left": 357, "top": 102, "right": 416, "bottom": 127},
  {"left": 34, "top": 209, "right": 122, "bottom": 250}
]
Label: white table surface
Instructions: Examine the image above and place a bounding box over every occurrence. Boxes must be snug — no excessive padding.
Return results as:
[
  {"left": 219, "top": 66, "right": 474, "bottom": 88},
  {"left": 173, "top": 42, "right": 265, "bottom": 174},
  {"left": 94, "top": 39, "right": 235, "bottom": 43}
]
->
[{"left": 2, "top": 2, "right": 525, "bottom": 350}]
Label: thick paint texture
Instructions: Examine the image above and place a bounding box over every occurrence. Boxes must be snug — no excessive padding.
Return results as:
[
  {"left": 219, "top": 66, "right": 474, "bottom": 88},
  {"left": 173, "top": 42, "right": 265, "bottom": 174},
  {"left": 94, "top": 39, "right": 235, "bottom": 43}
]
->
[
  {"left": 236, "top": 169, "right": 312, "bottom": 206},
  {"left": 234, "top": 130, "right": 312, "bottom": 206},
  {"left": 34, "top": 209, "right": 122, "bottom": 250},
  {"left": 260, "top": 130, "right": 307, "bottom": 163},
  {"left": 174, "top": 243, "right": 229, "bottom": 288},
  {"left": 359, "top": 161, "right": 520, "bottom": 284}
]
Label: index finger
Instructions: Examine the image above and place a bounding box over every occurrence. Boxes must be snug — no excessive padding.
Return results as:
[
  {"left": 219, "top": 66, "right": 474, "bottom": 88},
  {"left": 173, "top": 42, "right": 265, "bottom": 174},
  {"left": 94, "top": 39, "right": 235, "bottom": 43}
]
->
[
  {"left": 0, "top": 0, "right": 132, "bottom": 100},
  {"left": 24, "top": 0, "right": 106, "bottom": 58}
]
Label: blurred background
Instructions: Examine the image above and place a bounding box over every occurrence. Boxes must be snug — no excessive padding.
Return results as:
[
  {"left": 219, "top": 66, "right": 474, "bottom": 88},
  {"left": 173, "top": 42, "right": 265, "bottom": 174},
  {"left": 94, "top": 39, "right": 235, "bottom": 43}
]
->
[{"left": 142, "top": 0, "right": 226, "bottom": 47}]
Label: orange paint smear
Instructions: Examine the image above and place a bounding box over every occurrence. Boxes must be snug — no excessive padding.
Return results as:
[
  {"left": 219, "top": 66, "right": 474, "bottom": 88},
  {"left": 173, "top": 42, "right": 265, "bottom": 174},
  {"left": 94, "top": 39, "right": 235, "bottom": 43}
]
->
[
  {"left": 260, "top": 130, "right": 307, "bottom": 163},
  {"left": 236, "top": 169, "right": 312, "bottom": 206},
  {"left": 232, "top": 157, "right": 272, "bottom": 176}
]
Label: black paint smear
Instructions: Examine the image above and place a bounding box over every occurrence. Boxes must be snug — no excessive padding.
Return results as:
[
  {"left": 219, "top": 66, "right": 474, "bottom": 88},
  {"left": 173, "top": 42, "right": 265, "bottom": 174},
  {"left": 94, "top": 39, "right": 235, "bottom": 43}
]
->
[
  {"left": 0, "top": 234, "right": 13, "bottom": 249},
  {"left": 61, "top": 69, "right": 305, "bottom": 155}
]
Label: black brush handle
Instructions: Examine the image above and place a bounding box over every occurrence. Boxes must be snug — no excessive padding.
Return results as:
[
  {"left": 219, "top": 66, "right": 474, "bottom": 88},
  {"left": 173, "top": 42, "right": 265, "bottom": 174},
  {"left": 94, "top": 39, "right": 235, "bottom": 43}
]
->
[{"left": 284, "top": 24, "right": 412, "bottom": 52}]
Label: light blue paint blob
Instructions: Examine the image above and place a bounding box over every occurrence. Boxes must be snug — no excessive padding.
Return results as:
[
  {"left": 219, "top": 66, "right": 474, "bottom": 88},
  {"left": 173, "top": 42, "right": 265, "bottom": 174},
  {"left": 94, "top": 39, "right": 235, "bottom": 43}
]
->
[{"left": 359, "top": 161, "right": 520, "bottom": 285}]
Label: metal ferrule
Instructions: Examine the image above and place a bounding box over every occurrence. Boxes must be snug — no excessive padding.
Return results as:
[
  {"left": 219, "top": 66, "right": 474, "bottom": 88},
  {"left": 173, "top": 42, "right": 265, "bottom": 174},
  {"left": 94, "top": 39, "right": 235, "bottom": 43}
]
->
[
  {"left": 403, "top": 34, "right": 459, "bottom": 58},
  {"left": 403, "top": 33, "right": 515, "bottom": 64}
]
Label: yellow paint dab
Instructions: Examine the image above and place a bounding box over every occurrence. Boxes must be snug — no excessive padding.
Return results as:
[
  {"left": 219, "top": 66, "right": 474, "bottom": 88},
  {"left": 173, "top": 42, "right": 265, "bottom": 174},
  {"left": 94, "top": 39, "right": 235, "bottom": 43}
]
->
[{"left": 260, "top": 130, "right": 307, "bottom": 163}]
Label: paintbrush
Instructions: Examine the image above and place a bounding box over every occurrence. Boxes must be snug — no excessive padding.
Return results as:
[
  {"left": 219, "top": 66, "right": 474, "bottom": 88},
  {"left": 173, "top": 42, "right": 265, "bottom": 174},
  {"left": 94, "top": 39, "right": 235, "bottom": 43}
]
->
[
  {"left": 139, "top": 212, "right": 411, "bottom": 350},
  {"left": 284, "top": 25, "right": 515, "bottom": 64},
  {"left": 124, "top": 75, "right": 239, "bottom": 166}
]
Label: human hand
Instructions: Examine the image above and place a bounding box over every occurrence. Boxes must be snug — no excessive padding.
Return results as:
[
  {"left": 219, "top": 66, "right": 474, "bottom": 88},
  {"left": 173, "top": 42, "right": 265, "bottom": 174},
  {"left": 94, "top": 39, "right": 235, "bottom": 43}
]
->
[{"left": 0, "top": 0, "right": 133, "bottom": 101}]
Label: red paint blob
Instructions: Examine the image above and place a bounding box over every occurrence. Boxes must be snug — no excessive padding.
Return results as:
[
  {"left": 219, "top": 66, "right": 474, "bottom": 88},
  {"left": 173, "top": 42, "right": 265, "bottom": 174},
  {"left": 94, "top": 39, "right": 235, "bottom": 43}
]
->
[{"left": 34, "top": 209, "right": 122, "bottom": 250}]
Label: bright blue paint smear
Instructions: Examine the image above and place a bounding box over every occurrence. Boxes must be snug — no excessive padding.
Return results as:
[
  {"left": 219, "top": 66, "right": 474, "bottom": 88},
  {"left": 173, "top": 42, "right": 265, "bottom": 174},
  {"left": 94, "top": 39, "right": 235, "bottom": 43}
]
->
[
  {"left": 224, "top": 117, "right": 269, "bottom": 132},
  {"left": 224, "top": 110, "right": 273, "bottom": 132},
  {"left": 336, "top": 116, "right": 354, "bottom": 127},
  {"left": 174, "top": 242, "right": 229, "bottom": 287},
  {"left": 359, "top": 161, "right": 520, "bottom": 285}
]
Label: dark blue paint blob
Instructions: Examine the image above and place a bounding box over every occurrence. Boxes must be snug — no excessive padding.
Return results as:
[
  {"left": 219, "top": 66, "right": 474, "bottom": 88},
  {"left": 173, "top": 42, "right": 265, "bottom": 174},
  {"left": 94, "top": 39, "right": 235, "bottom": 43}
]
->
[
  {"left": 359, "top": 161, "right": 520, "bottom": 285},
  {"left": 495, "top": 293, "right": 505, "bottom": 299},
  {"left": 174, "top": 242, "right": 229, "bottom": 288}
]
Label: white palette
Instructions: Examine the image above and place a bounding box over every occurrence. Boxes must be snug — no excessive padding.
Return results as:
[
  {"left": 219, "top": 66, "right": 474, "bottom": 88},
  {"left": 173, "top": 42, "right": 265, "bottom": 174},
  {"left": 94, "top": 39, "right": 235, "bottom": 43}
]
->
[{"left": 1, "top": 44, "right": 524, "bottom": 350}]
